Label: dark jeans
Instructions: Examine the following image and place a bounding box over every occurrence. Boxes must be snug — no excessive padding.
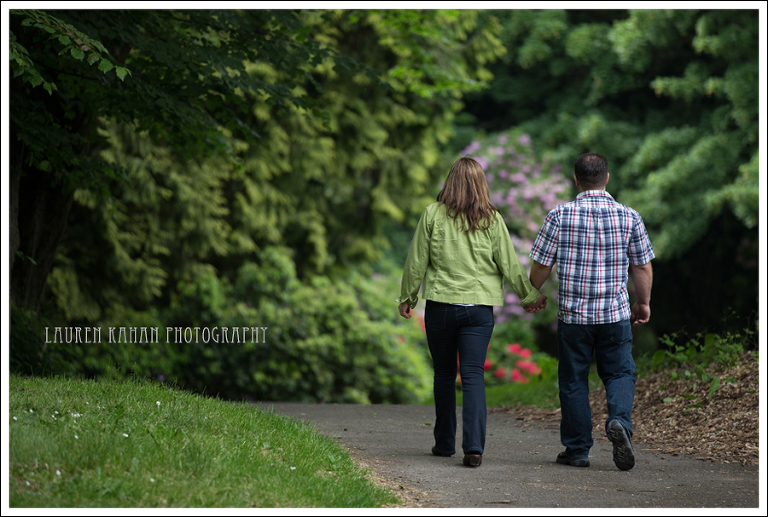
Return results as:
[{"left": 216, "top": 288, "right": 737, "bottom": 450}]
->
[
  {"left": 557, "top": 319, "right": 636, "bottom": 459},
  {"left": 424, "top": 301, "right": 494, "bottom": 455}
]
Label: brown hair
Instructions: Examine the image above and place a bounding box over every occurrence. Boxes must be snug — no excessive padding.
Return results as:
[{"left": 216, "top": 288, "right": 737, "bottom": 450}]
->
[
  {"left": 574, "top": 153, "right": 608, "bottom": 189},
  {"left": 436, "top": 156, "right": 499, "bottom": 232}
]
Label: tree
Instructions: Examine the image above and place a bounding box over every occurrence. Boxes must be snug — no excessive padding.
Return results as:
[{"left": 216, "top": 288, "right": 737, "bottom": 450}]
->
[
  {"left": 11, "top": 9, "right": 508, "bottom": 400},
  {"left": 9, "top": 9, "right": 382, "bottom": 312},
  {"left": 455, "top": 9, "right": 759, "bottom": 336}
]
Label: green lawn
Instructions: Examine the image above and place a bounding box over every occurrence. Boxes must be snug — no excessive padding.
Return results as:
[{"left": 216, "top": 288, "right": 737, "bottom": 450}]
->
[{"left": 8, "top": 375, "right": 398, "bottom": 508}]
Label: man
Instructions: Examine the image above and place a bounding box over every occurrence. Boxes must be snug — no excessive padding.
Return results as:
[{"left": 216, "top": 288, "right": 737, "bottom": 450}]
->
[{"left": 528, "top": 153, "right": 654, "bottom": 470}]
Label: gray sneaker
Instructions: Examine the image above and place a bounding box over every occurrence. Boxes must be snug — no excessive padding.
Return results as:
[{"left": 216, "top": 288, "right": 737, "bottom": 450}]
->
[{"left": 606, "top": 420, "right": 635, "bottom": 470}]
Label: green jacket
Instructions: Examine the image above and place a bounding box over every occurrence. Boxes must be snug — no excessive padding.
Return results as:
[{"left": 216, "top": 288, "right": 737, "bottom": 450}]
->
[{"left": 396, "top": 202, "right": 540, "bottom": 308}]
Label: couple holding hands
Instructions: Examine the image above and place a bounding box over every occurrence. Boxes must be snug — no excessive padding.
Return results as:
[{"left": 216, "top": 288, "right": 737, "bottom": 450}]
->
[{"left": 397, "top": 153, "right": 654, "bottom": 470}]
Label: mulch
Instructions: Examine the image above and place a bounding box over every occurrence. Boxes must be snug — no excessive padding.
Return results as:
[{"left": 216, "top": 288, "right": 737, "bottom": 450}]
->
[{"left": 490, "top": 351, "right": 760, "bottom": 466}]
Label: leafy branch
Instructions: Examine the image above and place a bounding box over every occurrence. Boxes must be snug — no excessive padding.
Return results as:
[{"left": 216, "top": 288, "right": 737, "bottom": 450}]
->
[{"left": 9, "top": 9, "right": 131, "bottom": 95}]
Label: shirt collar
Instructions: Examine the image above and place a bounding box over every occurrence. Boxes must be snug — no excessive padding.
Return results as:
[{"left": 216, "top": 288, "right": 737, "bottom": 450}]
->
[{"left": 575, "top": 190, "right": 614, "bottom": 202}]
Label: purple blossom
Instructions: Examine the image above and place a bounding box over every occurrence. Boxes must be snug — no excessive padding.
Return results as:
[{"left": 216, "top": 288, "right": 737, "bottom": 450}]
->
[
  {"left": 499, "top": 169, "right": 508, "bottom": 179},
  {"left": 518, "top": 134, "right": 532, "bottom": 146},
  {"left": 462, "top": 141, "right": 481, "bottom": 154},
  {"left": 498, "top": 135, "right": 508, "bottom": 144}
]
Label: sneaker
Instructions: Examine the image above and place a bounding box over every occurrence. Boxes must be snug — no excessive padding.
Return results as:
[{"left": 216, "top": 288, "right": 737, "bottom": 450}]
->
[
  {"left": 556, "top": 451, "right": 590, "bottom": 467},
  {"left": 606, "top": 420, "right": 635, "bottom": 471}
]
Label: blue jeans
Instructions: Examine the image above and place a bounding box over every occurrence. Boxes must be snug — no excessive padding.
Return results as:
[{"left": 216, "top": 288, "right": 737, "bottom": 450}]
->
[
  {"left": 557, "top": 319, "right": 636, "bottom": 459},
  {"left": 424, "top": 301, "right": 494, "bottom": 455}
]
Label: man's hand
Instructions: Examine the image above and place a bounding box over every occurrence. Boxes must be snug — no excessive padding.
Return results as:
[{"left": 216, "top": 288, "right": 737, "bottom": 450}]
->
[
  {"left": 630, "top": 262, "right": 653, "bottom": 326},
  {"left": 631, "top": 302, "right": 650, "bottom": 326},
  {"left": 398, "top": 301, "right": 412, "bottom": 319},
  {"left": 524, "top": 292, "right": 548, "bottom": 313}
]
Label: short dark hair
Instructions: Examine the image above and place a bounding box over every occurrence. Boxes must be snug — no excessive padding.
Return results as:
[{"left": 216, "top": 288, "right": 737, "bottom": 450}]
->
[{"left": 574, "top": 153, "right": 608, "bottom": 189}]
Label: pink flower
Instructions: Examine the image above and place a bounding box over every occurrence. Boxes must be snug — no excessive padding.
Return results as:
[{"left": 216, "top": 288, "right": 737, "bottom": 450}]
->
[
  {"left": 518, "top": 348, "right": 532, "bottom": 358},
  {"left": 507, "top": 343, "right": 522, "bottom": 355},
  {"left": 516, "top": 360, "right": 542, "bottom": 376},
  {"left": 484, "top": 359, "right": 493, "bottom": 371},
  {"left": 494, "top": 366, "right": 507, "bottom": 379},
  {"left": 511, "top": 369, "right": 529, "bottom": 383}
]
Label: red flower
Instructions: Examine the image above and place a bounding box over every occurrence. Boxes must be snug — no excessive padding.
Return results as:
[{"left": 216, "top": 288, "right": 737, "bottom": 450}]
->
[
  {"left": 494, "top": 366, "right": 507, "bottom": 379},
  {"left": 507, "top": 343, "right": 522, "bottom": 355},
  {"left": 484, "top": 359, "right": 493, "bottom": 371},
  {"left": 511, "top": 369, "right": 529, "bottom": 383},
  {"left": 518, "top": 348, "right": 532, "bottom": 358},
  {"left": 416, "top": 314, "right": 425, "bottom": 333},
  {"left": 516, "top": 359, "right": 542, "bottom": 376}
]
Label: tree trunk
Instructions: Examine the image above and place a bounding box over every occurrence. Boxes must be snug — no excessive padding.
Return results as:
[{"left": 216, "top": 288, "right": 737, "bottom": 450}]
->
[{"left": 9, "top": 158, "right": 75, "bottom": 312}]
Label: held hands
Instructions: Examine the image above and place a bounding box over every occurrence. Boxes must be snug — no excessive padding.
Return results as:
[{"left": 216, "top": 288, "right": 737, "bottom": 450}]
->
[
  {"left": 523, "top": 293, "right": 548, "bottom": 314},
  {"left": 398, "top": 301, "right": 412, "bottom": 319}
]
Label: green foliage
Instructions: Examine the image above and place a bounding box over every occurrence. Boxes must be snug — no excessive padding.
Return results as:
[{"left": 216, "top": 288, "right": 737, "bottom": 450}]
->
[
  {"left": 457, "top": 8, "right": 758, "bottom": 338},
  {"left": 163, "top": 251, "right": 432, "bottom": 403},
  {"left": 20, "top": 10, "right": 505, "bottom": 404},
  {"left": 651, "top": 327, "right": 753, "bottom": 370},
  {"left": 31, "top": 247, "right": 432, "bottom": 404},
  {"left": 461, "top": 9, "right": 758, "bottom": 258},
  {"left": 9, "top": 375, "right": 398, "bottom": 507},
  {"left": 9, "top": 9, "right": 128, "bottom": 96},
  {"left": 645, "top": 325, "right": 755, "bottom": 399}
]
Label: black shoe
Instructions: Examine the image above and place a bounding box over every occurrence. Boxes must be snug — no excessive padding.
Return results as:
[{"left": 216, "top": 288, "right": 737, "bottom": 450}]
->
[
  {"left": 432, "top": 446, "right": 453, "bottom": 457},
  {"left": 463, "top": 453, "right": 482, "bottom": 467},
  {"left": 606, "top": 420, "right": 635, "bottom": 471},
  {"left": 556, "top": 452, "right": 590, "bottom": 467}
]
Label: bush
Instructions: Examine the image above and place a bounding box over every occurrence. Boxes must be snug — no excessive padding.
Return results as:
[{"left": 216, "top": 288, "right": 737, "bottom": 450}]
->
[
  {"left": 164, "top": 247, "right": 432, "bottom": 403},
  {"left": 11, "top": 247, "right": 433, "bottom": 404},
  {"left": 461, "top": 130, "right": 573, "bottom": 328}
]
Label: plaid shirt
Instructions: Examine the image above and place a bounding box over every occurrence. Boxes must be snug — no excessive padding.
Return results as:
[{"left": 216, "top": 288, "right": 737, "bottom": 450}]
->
[{"left": 529, "top": 190, "right": 655, "bottom": 325}]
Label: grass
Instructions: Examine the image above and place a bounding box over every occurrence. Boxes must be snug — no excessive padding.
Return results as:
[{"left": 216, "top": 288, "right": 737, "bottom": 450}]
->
[
  {"left": 8, "top": 374, "right": 398, "bottom": 508},
  {"left": 435, "top": 371, "right": 603, "bottom": 409}
]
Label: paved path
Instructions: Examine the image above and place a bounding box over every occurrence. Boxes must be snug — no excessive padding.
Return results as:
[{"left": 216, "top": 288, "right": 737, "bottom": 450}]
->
[{"left": 257, "top": 402, "right": 760, "bottom": 509}]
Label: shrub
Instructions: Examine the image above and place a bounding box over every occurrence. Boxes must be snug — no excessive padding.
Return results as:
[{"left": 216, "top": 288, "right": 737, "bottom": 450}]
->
[
  {"left": 164, "top": 247, "right": 432, "bottom": 403},
  {"left": 461, "top": 130, "right": 572, "bottom": 328}
]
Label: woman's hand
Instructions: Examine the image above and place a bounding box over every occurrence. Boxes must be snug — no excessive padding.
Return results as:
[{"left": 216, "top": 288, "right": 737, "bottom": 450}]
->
[
  {"left": 398, "top": 301, "right": 412, "bottom": 319},
  {"left": 523, "top": 293, "right": 547, "bottom": 313}
]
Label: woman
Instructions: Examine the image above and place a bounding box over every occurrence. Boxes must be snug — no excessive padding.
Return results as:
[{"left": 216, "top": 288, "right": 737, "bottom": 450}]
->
[{"left": 397, "top": 156, "right": 546, "bottom": 467}]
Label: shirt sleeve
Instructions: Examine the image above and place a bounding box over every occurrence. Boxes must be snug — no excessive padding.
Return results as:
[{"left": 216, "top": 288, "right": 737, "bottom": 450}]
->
[
  {"left": 396, "top": 207, "right": 432, "bottom": 307},
  {"left": 492, "top": 214, "right": 540, "bottom": 306},
  {"left": 529, "top": 209, "right": 559, "bottom": 267},
  {"left": 628, "top": 212, "right": 655, "bottom": 265}
]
